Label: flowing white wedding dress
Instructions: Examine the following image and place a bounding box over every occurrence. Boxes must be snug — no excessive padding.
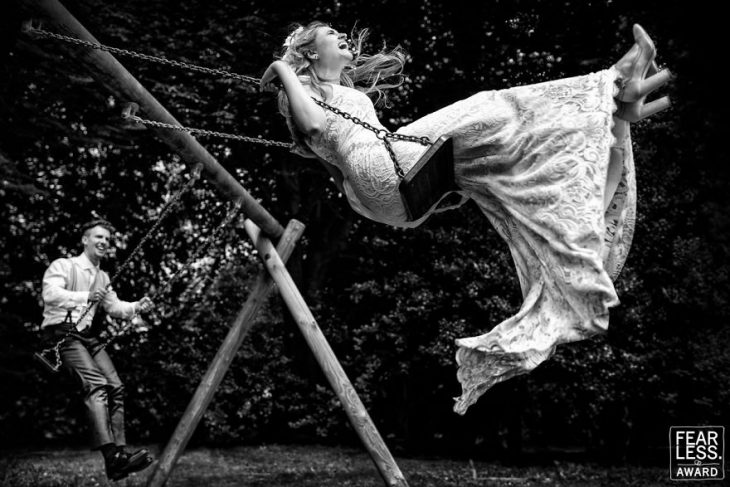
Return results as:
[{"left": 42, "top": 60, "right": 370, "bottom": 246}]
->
[{"left": 305, "top": 68, "right": 636, "bottom": 414}]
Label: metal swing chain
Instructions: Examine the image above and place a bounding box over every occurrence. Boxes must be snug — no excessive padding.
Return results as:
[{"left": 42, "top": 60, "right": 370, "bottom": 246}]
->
[
  {"left": 38, "top": 165, "right": 204, "bottom": 370},
  {"left": 122, "top": 113, "right": 294, "bottom": 149},
  {"left": 27, "top": 27, "right": 261, "bottom": 85},
  {"left": 29, "top": 27, "right": 291, "bottom": 147},
  {"left": 94, "top": 198, "right": 244, "bottom": 352},
  {"left": 27, "top": 27, "right": 433, "bottom": 176},
  {"left": 309, "top": 99, "right": 432, "bottom": 178},
  {"left": 105, "top": 164, "right": 204, "bottom": 287}
]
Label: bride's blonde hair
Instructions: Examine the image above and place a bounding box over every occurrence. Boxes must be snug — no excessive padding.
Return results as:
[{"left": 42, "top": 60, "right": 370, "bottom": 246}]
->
[{"left": 276, "top": 21, "right": 407, "bottom": 156}]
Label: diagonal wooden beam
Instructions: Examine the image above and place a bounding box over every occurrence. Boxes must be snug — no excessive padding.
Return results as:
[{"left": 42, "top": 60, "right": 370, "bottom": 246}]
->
[
  {"left": 146, "top": 219, "right": 305, "bottom": 487},
  {"left": 22, "top": 2, "right": 409, "bottom": 486},
  {"left": 20, "top": 0, "right": 284, "bottom": 239},
  {"left": 243, "top": 219, "right": 409, "bottom": 487}
]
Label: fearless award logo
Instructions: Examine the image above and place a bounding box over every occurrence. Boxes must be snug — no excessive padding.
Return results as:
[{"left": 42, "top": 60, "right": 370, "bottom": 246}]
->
[{"left": 670, "top": 426, "right": 725, "bottom": 481}]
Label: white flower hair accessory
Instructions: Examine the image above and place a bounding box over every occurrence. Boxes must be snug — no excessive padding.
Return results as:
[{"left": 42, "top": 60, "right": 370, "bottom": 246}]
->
[{"left": 283, "top": 26, "right": 304, "bottom": 48}]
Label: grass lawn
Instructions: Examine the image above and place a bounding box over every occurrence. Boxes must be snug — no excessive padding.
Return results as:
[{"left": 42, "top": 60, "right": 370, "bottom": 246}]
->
[{"left": 0, "top": 443, "right": 701, "bottom": 486}]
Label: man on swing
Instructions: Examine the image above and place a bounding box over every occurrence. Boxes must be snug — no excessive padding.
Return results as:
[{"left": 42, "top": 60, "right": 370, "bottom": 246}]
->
[{"left": 41, "top": 219, "right": 155, "bottom": 481}]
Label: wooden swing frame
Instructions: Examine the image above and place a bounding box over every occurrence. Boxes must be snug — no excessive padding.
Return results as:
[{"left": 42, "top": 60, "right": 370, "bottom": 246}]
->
[{"left": 20, "top": 1, "right": 410, "bottom": 486}]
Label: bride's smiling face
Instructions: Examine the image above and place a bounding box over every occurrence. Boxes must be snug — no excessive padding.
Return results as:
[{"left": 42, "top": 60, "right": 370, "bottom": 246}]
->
[{"left": 311, "top": 26, "right": 353, "bottom": 64}]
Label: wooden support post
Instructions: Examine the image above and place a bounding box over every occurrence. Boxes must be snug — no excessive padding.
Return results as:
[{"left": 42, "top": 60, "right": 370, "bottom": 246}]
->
[
  {"left": 146, "top": 219, "right": 305, "bottom": 487},
  {"left": 21, "top": 0, "right": 284, "bottom": 239},
  {"left": 243, "top": 220, "right": 409, "bottom": 487}
]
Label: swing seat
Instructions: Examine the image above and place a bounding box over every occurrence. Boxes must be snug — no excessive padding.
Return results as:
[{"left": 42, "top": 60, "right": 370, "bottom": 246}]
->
[
  {"left": 34, "top": 351, "right": 61, "bottom": 374},
  {"left": 399, "top": 136, "right": 458, "bottom": 220}
]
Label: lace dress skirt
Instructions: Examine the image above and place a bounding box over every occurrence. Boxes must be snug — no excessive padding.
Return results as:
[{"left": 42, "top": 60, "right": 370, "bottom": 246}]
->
[{"left": 395, "top": 68, "right": 635, "bottom": 414}]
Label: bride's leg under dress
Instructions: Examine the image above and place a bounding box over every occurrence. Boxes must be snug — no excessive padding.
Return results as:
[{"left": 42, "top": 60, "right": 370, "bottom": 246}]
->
[{"left": 453, "top": 68, "right": 637, "bottom": 415}]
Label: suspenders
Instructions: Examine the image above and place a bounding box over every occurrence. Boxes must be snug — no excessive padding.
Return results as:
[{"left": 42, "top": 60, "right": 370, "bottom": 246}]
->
[
  {"left": 60, "top": 259, "right": 80, "bottom": 328},
  {"left": 58, "top": 258, "right": 103, "bottom": 331}
]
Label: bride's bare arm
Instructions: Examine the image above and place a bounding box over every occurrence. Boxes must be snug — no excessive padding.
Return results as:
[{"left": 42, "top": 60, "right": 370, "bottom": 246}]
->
[{"left": 261, "top": 60, "right": 326, "bottom": 136}]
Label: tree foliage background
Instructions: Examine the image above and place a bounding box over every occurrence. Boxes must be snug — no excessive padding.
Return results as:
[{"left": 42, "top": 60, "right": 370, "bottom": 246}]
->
[{"left": 1, "top": 0, "right": 727, "bottom": 462}]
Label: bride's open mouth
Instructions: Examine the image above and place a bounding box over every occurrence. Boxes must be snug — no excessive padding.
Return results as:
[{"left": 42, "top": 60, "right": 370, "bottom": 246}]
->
[{"left": 341, "top": 40, "right": 358, "bottom": 57}]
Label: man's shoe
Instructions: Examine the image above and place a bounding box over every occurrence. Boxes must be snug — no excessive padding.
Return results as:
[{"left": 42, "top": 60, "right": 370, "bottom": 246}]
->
[{"left": 105, "top": 447, "right": 154, "bottom": 481}]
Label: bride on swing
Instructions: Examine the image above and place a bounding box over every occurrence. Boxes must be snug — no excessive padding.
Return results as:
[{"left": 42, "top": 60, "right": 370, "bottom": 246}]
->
[{"left": 260, "top": 22, "right": 672, "bottom": 414}]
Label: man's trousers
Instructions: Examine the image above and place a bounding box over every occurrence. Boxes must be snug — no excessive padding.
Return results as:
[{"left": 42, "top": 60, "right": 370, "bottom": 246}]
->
[{"left": 48, "top": 325, "right": 126, "bottom": 448}]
